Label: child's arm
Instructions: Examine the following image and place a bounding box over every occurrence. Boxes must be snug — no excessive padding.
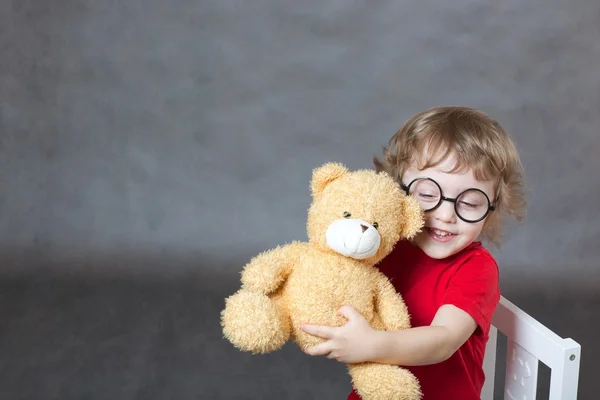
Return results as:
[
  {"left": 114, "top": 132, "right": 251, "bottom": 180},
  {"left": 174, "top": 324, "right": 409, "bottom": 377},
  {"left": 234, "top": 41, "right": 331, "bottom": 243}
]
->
[
  {"left": 369, "top": 304, "right": 477, "bottom": 365},
  {"left": 301, "top": 304, "right": 476, "bottom": 365}
]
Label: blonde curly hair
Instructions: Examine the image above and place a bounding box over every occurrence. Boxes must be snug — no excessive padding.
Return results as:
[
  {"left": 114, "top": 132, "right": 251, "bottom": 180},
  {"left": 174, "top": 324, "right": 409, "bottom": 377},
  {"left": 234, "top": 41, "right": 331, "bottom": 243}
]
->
[{"left": 374, "top": 106, "right": 526, "bottom": 247}]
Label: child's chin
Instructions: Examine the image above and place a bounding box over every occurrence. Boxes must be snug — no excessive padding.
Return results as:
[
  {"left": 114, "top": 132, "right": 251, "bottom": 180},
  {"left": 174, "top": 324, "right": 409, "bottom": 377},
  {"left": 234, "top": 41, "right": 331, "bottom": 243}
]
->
[
  {"left": 422, "top": 247, "right": 453, "bottom": 259},
  {"left": 416, "top": 237, "right": 460, "bottom": 259}
]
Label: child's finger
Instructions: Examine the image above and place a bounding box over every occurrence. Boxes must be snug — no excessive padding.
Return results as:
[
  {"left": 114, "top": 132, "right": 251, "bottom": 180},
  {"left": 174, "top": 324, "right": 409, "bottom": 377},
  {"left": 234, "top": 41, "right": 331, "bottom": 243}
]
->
[
  {"left": 301, "top": 323, "right": 334, "bottom": 339},
  {"left": 304, "top": 342, "right": 332, "bottom": 356},
  {"left": 338, "top": 305, "right": 362, "bottom": 320}
]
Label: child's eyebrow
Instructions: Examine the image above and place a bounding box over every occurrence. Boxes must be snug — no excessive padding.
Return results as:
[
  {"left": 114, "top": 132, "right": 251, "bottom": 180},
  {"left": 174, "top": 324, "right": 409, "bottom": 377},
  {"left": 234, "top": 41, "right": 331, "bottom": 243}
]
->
[{"left": 437, "top": 180, "right": 494, "bottom": 199}]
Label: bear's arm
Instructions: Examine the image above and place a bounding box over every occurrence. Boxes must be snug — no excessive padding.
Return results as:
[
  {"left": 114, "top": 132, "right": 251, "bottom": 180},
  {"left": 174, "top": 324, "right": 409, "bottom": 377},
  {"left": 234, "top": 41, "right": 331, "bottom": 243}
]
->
[
  {"left": 241, "top": 240, "right": 308, "bottom": 294},
  {"left": 373, "top": 272, "right": 411, "bottom": 331}
]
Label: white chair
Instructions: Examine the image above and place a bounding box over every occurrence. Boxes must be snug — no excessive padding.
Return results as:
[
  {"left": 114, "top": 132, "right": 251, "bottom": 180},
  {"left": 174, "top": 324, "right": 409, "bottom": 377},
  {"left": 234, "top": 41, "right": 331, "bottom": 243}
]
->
[{"left": 481, "top": 296, "right": 581, "bottom": 399}]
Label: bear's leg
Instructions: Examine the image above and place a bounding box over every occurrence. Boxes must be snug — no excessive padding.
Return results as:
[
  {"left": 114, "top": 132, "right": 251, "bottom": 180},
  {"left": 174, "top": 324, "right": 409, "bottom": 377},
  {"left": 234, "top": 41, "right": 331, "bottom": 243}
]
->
[
  {"left": 221, "top": 289, "right": 290, "bottom": 354},
  {"left": 347, "top": 362, "right": 421, "bottom": 400}
]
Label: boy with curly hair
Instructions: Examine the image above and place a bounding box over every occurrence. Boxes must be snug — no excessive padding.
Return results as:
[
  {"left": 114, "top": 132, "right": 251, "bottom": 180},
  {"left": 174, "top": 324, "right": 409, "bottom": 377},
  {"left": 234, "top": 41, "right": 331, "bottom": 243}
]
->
[{"left": 302, "top": 106, "right": 527, "bottom": 399}]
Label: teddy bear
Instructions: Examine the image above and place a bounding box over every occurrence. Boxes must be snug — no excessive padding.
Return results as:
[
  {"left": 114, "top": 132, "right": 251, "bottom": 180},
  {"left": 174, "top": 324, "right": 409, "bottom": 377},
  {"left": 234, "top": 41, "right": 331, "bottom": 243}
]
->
[{"left": 221, "top": 162, "right": 424, "bottom": 400}]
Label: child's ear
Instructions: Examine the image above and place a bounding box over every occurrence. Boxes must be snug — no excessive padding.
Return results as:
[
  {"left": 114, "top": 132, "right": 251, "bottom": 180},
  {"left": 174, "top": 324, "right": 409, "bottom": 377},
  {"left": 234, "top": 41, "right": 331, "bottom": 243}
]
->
[
  {"left": 310, "top": 162, "right": 349, "bottom": 197},
  {"left": 399, "top": 195, "right": 425, "bottom": 239}
]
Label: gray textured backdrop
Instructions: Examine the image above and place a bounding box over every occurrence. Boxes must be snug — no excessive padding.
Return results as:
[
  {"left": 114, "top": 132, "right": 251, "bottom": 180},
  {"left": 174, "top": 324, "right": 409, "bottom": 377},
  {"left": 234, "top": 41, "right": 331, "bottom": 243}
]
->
[{"left": 1, "top": 1, "right": 599, "bottom": 399}]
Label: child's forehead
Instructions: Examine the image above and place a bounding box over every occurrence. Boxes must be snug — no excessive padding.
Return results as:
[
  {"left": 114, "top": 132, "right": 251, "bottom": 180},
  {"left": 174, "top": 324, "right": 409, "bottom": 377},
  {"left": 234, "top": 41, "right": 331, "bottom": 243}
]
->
[
  {"left": 407, "top": 156, "right": 497, "bottom": 195},
  {"left": 423, "top": 154, "right": 458, "bottom": 173},
  {"left": 414, "top": 151, "right": 463, "bottom": 174},
  {"left": 413, "top": 148, "right": 498, "bottom": 183}
]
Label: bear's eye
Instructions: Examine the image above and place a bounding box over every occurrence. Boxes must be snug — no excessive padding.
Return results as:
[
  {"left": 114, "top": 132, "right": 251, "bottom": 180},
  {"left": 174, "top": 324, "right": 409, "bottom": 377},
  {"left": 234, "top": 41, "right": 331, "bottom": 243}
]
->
[
  {"left": 372, "top": 222, "right": 379, "bottom": 229},
  {"left": 343, "top": 211, "right": 351, "bottom": 218}
]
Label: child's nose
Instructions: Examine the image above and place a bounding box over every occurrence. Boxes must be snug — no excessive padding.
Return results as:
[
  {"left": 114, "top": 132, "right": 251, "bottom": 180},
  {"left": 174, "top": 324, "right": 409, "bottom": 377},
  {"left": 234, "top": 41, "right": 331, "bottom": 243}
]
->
[{"left": 433, "top": 200, "right": 457, "bottom": 223}]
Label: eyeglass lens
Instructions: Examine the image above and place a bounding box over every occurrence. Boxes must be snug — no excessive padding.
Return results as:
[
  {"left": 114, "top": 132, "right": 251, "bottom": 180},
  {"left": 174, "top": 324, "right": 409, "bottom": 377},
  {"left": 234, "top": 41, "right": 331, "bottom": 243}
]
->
[{"left": 407, "top": 179, "right": 490, "bottom": 222}]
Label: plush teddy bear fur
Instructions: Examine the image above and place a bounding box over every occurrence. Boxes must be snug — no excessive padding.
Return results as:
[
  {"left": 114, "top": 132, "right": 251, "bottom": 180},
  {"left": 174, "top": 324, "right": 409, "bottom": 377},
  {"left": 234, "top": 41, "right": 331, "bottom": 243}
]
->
[{"left": 221, "top": 162, "right": 424, "bottom": 400}]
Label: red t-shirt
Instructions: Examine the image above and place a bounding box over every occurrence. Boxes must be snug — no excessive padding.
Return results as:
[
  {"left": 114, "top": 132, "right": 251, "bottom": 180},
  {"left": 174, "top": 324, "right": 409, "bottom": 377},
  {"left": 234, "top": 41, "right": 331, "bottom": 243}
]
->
[{"left": 348, "top": 239, "right": 500, "bottom": 400}]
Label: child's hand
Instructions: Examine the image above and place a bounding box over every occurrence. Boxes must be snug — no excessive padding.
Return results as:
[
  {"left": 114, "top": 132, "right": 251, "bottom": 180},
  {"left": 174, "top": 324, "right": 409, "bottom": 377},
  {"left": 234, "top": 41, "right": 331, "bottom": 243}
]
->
[{"left": 301, "top": 305, "right": 377, "bottom": 364}]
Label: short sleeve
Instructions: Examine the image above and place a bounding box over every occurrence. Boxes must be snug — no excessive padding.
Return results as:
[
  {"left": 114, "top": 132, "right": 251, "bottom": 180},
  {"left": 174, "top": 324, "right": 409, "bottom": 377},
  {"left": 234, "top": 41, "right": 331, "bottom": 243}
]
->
[{"left": 442, "top": 254, "right": 500, "bottom": 336}]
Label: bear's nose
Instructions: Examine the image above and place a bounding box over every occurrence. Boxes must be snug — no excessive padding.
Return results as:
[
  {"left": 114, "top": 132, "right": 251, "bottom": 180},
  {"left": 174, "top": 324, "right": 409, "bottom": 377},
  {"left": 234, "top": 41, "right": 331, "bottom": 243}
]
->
[{"left": 361, "top": 224, "right": 368, "bottom": 232}]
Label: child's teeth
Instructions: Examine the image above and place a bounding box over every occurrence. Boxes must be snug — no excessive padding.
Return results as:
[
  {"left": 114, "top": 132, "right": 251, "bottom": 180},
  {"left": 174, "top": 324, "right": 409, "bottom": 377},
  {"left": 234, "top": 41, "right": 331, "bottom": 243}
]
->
[{"left": 434, "top": 229, "right": 451, "bottom": 236}]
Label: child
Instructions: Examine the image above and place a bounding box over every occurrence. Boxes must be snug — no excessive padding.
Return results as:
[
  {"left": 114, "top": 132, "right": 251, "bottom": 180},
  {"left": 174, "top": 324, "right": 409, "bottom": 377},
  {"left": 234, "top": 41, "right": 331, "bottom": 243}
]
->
[{"left": 301, "top": 106, "right": 527, "bottom": 399}]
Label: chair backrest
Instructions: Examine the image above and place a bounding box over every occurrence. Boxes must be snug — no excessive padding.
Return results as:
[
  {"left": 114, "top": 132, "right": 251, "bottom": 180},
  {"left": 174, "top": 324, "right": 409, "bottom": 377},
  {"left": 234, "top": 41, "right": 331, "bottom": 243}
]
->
[{"left": 481, "top": 296, "right": 581, "bottom": 400}]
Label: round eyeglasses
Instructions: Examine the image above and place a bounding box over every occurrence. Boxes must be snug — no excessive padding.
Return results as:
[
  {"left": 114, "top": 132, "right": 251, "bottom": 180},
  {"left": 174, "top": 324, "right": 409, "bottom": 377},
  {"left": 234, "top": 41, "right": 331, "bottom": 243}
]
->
[{"left": 400, "top": 177, "right": 496, "bottom": 223}]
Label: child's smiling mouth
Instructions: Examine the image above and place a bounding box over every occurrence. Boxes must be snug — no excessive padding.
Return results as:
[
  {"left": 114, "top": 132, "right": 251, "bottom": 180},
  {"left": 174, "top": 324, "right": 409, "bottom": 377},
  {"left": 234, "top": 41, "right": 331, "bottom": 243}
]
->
[{"left": 426, "top": 227, "right": 456, "bottom": 242}]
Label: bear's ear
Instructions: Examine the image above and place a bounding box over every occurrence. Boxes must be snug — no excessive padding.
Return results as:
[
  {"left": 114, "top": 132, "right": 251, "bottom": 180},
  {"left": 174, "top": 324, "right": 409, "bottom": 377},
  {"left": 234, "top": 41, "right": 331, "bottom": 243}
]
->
[
  {"left": 311, "top": 162, "right": 349, "bottom": 197},
  {"left": 399, "top": 194, "right": 425, "bottom": 239}
]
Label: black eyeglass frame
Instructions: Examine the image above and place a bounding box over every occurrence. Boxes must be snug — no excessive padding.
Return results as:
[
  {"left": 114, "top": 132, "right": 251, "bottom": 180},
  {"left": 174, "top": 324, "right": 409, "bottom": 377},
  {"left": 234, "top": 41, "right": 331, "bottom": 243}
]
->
[{"left": 400, "top": 177, "right": 497, "bottom": 223}]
